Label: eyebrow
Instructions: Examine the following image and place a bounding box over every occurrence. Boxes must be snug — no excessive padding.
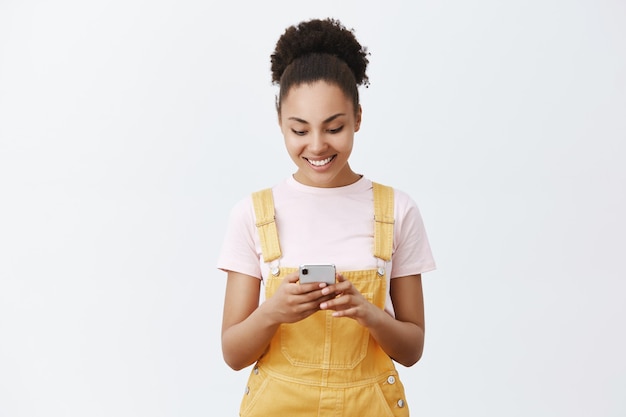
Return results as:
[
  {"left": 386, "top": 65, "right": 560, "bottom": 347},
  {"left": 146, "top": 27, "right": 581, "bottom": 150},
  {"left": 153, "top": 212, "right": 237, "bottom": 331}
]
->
[{"left": 288, "top": 113, "right": 346, "bottom": 125}]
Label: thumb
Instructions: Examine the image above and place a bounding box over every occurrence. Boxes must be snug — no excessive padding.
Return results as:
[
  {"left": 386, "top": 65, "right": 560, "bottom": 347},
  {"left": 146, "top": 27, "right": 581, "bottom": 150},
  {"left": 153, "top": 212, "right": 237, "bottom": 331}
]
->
[{"left": 284, "top": 271, "right": 300, "bottom": 284}]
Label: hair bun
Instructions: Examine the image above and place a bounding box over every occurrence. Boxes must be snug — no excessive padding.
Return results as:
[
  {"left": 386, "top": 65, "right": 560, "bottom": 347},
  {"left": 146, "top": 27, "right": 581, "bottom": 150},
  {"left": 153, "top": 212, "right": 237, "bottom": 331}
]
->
[{"left": 271, "top": 18, "right": 369, "bottom": 86}]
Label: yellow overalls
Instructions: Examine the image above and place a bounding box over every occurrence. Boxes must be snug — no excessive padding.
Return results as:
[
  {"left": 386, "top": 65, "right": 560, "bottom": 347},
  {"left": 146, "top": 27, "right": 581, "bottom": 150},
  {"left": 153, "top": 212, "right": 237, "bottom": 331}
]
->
[{"left": 241, "top": 183, "right": 409, "bottom": 416}]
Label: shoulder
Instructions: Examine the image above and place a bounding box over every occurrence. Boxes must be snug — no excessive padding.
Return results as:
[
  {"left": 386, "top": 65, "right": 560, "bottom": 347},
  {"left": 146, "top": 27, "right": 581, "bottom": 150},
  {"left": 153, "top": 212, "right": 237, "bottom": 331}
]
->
[
  {"left": 370, "top": 181, "right": 418, "bottom": 211},
  {"left": 392, "top": 186, "right": 418, "bottom": 212}
]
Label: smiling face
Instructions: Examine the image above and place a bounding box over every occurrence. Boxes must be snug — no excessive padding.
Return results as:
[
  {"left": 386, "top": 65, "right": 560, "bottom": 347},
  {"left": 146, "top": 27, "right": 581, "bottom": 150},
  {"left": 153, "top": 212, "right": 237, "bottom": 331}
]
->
[{"left": 279, "top": 81, "right": 362, "bottom": 188}]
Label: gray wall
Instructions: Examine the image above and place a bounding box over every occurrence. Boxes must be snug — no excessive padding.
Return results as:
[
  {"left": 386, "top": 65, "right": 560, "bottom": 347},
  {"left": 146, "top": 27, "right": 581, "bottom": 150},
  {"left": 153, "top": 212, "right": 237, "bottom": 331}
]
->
[{"left": 1, "top": 1, "right": 624, "bottom": 416}]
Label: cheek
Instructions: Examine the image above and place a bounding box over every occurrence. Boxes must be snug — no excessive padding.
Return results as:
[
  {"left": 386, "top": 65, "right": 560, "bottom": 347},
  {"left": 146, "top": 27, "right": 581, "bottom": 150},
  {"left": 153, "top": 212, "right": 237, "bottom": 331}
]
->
[
  {"left": 284, "top": 137, "right": 303, "bottom": 156},
  {"left": 336, "top": 134, "right": 355, "bottom": 151}
]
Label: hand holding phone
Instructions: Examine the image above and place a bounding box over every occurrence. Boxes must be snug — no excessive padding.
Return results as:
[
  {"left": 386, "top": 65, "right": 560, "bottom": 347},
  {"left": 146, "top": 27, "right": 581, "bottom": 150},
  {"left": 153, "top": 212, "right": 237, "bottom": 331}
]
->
[{"left": 298, "top": 264, "right": 336, "bottom": 285}]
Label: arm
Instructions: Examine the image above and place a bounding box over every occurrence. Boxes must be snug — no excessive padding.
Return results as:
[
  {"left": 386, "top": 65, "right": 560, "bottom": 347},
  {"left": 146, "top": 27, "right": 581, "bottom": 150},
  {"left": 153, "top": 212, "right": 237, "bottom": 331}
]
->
[
  {"left": 383, "top": 274, "right": 425, "bottom": 366},
  {"left": 320, "top": 274, "right": 425, "bottom": 367},
  {"left": 221, "top": 270, "right": 336, "bottom": 370},
  {"left": 221, "top": 271, "right": 272, "bottom": 371}
]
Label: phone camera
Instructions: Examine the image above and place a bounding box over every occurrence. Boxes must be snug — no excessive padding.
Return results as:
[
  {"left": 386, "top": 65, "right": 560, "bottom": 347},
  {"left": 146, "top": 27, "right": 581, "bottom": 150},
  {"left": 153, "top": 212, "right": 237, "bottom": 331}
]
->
[{"left": 301, "top": 268, "right": 308, "bottom": 275}]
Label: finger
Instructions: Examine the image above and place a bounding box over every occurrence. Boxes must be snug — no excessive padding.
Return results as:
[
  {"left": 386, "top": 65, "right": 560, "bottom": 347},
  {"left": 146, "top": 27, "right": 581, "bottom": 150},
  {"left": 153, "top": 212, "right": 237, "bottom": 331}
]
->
[
  {"left": 321, "top": 273, "right": 344, "bottom": 291},
  {"left": 313, "top": 292, "right": 338, "bottom": 304},
  {"left": 299, "top": 290, "right": 334, "bottom": 305},
  {"left": 321, "top": 275, "right": 351, "bottom": 295},
  {"left": 331, "top": 307, "right": 357, "bottom": 317},
  {"left": 284, "top": 272, "right": 300, "bottom": 284},
  {"left": 299, "top": 282, "right": 328, "bottom": 295},
  {"left": 303, "top": 295, "right": 340, "bottom": 314},
  {"left": 320, "top": 294, "right": 352, "bottom": 311},
  {"left": 323, "top": 283, "right": 351, "bottom": 297}
]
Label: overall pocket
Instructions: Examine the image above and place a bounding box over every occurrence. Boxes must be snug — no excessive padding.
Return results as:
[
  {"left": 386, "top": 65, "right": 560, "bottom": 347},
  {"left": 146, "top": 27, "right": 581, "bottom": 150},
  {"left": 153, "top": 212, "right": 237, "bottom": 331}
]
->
[
  {"left": 265, "top": 268, "right": 386, "bottom": 369},
  {"left": 280, "top": 292, "right": 374, "bottom": 369},
  {"left": 374, "top": 372, "right": 410, "bottom": 417},
  {"left": 239, "top": 366, "right": 269, "bottom": 417}
]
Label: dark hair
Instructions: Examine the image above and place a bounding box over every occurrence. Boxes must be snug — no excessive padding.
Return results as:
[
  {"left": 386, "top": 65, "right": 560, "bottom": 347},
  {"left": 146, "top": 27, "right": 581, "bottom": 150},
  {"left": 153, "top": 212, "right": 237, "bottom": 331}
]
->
[{"left": 271, "top": 18, "right": 370, "bottom": 114}]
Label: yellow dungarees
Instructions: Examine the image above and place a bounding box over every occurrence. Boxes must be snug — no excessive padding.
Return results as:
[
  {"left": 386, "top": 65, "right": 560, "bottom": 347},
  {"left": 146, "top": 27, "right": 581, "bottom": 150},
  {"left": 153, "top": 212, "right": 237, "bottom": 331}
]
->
[{"left": 241, "top": 183, "right": 409, "bottom": 417}]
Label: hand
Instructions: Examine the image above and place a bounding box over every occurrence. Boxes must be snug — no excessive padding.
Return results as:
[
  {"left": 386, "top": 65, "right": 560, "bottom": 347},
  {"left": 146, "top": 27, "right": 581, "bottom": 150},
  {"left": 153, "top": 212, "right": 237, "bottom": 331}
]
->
[
  {"left": 319, "top": 274, "right": 380, "bottom": 328},
  {"left": 264, "top": 271, "right": 337, "bottom": 325}
]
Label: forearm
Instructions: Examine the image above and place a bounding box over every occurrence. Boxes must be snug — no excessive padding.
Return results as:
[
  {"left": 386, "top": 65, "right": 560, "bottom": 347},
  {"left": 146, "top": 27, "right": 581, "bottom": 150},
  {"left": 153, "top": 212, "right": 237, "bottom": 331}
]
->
[
  {"left": 222, "top": 302, "right": 279, "bottom": 371},
  {"left": 367, "top": 308, "right": 425, "bottom": 367}
]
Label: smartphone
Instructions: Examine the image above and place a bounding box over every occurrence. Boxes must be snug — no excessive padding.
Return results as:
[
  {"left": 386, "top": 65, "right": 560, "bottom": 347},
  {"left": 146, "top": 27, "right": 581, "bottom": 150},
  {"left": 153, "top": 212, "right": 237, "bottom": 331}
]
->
[{"left": 298, "top": 264, "right": 336, "bottom": 285}]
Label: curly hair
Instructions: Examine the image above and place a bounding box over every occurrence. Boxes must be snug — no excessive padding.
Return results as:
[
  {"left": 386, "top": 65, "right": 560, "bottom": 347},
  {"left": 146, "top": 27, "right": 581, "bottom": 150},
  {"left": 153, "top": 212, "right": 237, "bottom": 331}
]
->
[{"left": 271, "top": 18, "right": 370, "bottom": 114}]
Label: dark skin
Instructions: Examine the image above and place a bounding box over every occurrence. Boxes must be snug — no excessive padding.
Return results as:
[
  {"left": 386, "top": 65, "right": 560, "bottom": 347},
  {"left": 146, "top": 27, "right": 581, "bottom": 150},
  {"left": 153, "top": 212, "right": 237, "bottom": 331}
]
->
[
  {"left": 221, "top": 270, "right": 425, "bottom": 370},
  {"left": 221, "top": 81, "right": 426, "bottom": 371},
  {"left": 221, "top": 271, "right": 336, "bottom": 370}
]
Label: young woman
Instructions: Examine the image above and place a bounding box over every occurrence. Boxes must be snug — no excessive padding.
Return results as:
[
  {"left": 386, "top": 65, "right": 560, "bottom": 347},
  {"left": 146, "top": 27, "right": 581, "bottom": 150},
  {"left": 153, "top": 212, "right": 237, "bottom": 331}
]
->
[{"left": 218, "top": 18, "right": 436, "bottom": 416}]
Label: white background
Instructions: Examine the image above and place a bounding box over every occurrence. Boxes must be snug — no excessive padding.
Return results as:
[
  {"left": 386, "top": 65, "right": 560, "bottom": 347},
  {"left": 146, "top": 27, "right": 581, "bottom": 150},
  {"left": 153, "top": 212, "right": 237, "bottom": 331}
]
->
[{"left": 1, "top": 1, "right": 625, "bottom": 416}]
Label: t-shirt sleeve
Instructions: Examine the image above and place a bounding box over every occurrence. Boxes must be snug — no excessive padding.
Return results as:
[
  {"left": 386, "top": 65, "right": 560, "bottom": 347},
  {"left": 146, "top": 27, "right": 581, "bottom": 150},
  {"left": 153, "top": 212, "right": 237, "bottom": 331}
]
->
[
  {"left": 216, "top": 196, "right": 263, "bottom": 279},
  {"left": 390, "top": 191, "right": 436, "bottom": 278}
]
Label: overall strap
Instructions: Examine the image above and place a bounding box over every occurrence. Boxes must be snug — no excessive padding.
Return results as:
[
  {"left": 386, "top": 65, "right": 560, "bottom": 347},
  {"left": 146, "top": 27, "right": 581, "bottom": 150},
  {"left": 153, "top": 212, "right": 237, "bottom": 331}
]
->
[
  {"left": 372, "top": 182, "right": 395, "bottom": 261},
  {"left": 251, "top": 188, "right": 282, "bottom": 263}
]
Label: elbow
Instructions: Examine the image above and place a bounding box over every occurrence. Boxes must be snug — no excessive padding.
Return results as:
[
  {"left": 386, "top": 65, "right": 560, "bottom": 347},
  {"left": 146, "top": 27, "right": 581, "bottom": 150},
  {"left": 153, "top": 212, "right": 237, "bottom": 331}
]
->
[
  {"left": 225, "top": 360, "right": 248, "bottom": 372},
  {"left": 401, "top": 326, "right": 425, "bottom": 367},
  {"left": 222, "top": 331, "right": 264, "bottom": 371},
  {"left": 222, "top": 342, "right": 259, "bottom": 371},
  {"left": 400, "top": 349, "right": 423, "bottom": 368},
  {"left": 395, "top": 350, "right": 423, "bottom": 368},
  {"left": 221, "top": 333, "right": 246, "bottom": 371},
  {"left": 222, "top": 353, "right": 251, "bottom": 371},
  {"left": 394, "top": 337, "right": 424, "bottom": 368},
  {"left": 222, "top": 348, "right": 255, "bottom": 371}
]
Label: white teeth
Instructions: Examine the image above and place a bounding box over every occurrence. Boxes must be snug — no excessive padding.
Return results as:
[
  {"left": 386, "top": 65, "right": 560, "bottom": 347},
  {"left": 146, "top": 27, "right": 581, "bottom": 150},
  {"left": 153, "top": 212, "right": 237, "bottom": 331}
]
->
[{"left": 308, "top": 156, "right": 333, "bottom": 166}]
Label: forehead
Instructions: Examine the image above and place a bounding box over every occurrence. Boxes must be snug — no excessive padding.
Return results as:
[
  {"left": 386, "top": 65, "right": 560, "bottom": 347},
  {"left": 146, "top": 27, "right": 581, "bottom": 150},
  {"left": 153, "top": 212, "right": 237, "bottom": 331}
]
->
[{"left": 280, "top": 81, "right": 354, "bottom": 119}]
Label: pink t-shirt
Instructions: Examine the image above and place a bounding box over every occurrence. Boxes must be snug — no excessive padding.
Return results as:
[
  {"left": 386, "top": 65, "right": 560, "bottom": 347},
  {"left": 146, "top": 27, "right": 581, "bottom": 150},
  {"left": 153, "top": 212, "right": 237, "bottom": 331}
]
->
[{"left": 217, "top": 176, "right": 436, "bottom": 315}]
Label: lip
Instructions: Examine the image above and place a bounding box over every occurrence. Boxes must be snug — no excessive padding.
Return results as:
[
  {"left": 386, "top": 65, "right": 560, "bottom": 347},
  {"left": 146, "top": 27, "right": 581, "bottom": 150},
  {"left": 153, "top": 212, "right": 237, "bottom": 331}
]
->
[{"left": 304, "top": 155, "right": 336, "bottom": 168}]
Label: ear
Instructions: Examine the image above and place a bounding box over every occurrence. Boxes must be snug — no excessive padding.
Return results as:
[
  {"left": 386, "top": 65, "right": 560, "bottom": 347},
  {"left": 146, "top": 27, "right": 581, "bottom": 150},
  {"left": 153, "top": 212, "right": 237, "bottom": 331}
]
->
[{"left": 354, "top": 105, "right": 362, "bottom": 132}]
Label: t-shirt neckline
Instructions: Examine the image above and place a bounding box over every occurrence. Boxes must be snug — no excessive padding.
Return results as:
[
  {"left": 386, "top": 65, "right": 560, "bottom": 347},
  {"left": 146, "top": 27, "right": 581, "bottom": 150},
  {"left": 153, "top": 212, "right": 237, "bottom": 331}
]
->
[{"left": 285, "top": 175, "right": 370, "bottom": 195}]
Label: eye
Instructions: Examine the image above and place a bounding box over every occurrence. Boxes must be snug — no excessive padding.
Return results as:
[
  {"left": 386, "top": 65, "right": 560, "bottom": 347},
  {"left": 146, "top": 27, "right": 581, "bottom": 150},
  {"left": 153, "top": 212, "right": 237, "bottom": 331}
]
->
[
  {"left": 327, "top": 126, "right": 344, "bottom": 134},
  {"left": 291, "top": 129, "right": 307, "bottom": 136}
]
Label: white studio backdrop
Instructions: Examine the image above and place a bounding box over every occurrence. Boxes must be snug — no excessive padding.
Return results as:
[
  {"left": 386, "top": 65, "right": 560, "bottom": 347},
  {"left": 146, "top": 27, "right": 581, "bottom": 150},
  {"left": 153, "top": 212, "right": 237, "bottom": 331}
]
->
[{"left": 1, "top": 1, "right": 624, "bottom": 416}]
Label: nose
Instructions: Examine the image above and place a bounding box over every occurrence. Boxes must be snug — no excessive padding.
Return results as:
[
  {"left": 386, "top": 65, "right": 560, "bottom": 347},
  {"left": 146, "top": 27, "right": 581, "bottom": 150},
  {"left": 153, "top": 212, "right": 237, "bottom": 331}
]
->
[{"left": 308, "top": 130, "right": 327, "bottom": 154}]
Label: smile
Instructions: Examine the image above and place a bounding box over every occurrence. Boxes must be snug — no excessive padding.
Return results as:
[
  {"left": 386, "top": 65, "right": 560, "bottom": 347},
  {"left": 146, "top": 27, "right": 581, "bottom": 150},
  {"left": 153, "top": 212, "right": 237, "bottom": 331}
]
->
[{"left": 306, "top": 156, "right": 335, "bottom": 167}]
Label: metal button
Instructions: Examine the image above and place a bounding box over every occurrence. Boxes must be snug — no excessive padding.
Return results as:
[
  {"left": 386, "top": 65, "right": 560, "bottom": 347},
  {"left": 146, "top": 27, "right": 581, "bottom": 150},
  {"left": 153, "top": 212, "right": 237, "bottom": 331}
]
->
[
  {"left": 387, "top": 375, "right": 396, "bottom": 384},
  {"left": 245, "top": 386, "right": 250, "bottom": 395},
  {"left": 271, "top": 266, "right": 280, "bottom": 276},
  {"left": 397, "top": 399, "right": 405, "bottom": 408},
  {"left": 253, "top": 367, "right": 259, "bottom": 375},
  {"left": 377, "top": 266, "right": 385, "bottom": 276}
]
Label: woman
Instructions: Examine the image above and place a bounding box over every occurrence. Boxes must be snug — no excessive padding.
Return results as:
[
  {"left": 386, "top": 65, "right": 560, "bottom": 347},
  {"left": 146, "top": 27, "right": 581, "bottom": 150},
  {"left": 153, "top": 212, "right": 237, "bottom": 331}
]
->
[{"left": 218, "top": 18, "right": 436, "bottom": 416}]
